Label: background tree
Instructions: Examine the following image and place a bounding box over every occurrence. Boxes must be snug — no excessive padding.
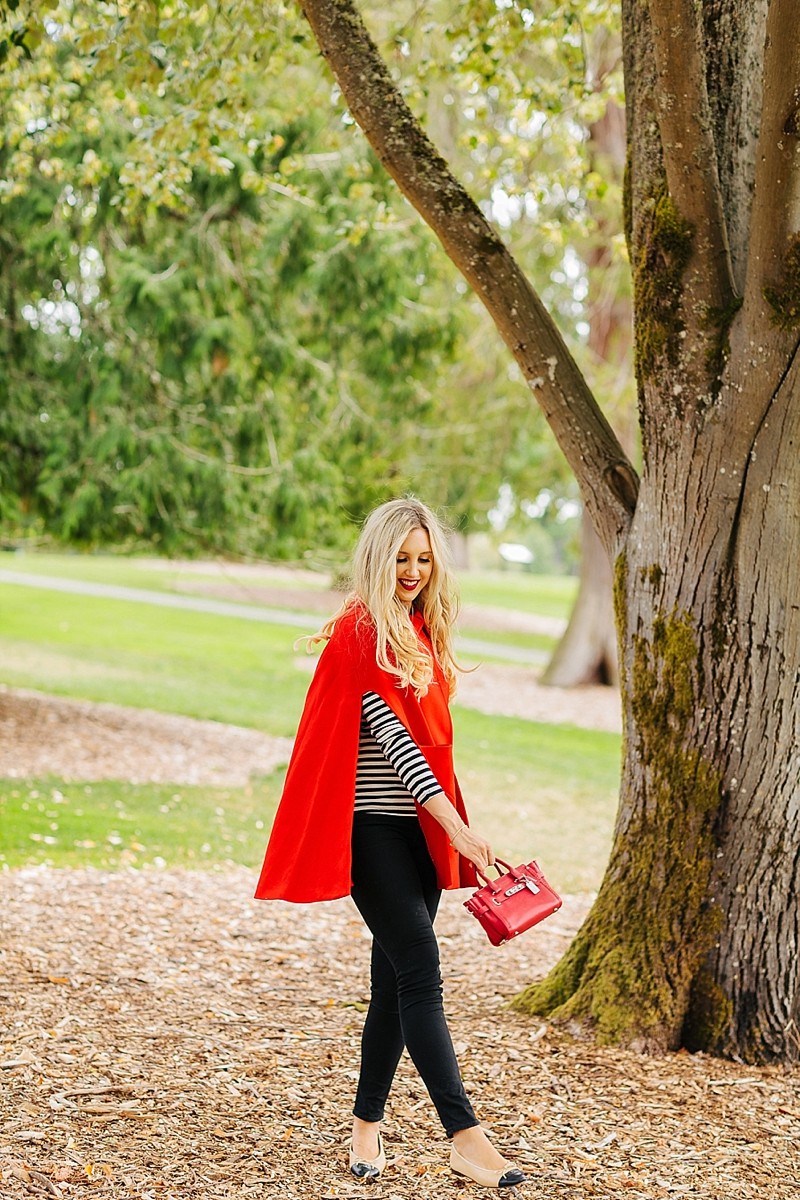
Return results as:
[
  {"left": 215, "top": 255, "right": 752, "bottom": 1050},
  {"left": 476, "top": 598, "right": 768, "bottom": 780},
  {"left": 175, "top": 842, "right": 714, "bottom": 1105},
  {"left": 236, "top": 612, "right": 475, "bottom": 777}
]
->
[
  {"left": 297, "top": 0, "right": 800, "bottom": 1064},
  {"left": 0, "top": 6, "right": 471, "bottom": 555},
  {"left": 2, "top": 0, "right": 586, "bottom": 558}
]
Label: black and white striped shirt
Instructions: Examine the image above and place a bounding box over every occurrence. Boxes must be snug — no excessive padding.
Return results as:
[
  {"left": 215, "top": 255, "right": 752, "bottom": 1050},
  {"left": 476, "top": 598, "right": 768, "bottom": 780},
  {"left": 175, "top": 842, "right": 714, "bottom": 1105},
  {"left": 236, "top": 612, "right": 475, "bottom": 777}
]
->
[{"left": 354, "top": 691, "right": 443, "bottom": 816}]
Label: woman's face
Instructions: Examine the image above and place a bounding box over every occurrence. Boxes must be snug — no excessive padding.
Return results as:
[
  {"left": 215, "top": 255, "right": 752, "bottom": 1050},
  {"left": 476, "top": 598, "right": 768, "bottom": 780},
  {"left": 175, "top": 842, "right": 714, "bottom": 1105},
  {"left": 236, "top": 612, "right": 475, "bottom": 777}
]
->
[{"left": 395, "top": 526, "right": 433, "bottom": 608}]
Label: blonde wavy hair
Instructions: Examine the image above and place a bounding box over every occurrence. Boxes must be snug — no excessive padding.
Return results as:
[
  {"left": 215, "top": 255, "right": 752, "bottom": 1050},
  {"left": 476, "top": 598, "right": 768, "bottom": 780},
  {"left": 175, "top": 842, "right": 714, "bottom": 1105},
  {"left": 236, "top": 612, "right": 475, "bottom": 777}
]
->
[{"left": 311, "top": 498, "right": 462, "bottom": 696}]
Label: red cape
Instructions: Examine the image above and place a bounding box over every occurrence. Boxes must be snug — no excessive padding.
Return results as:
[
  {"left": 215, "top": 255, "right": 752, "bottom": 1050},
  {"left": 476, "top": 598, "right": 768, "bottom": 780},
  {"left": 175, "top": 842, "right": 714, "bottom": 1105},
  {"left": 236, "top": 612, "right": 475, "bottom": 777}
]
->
[{"left": 254, "top": 604, "right": 477, "bottom": 903}]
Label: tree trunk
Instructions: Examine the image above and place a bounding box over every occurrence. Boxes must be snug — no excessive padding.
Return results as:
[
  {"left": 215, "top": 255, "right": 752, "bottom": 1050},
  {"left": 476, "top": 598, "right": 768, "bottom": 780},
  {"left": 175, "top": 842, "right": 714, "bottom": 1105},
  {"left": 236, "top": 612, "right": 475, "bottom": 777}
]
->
[
  {"left": 450, "top": 529, "right": 470, "bottom": 570},
  {"left": 300, "top": 0, "right": 800, "bottom": 1062},
  {"left": 542, "top": 512, "right": 618, "bottom": 687},
  {"left": 519, "top": 394, "right": 800, "bottom": 1058},
  {"left": 516, "top": 0, "right": 800, "bottom": 1060}
]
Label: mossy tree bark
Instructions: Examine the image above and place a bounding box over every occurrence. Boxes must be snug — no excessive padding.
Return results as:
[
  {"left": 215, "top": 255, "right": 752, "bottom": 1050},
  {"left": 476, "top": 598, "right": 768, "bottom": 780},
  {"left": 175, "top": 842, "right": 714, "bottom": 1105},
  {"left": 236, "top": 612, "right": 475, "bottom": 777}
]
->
[{"left": 300, "top": 0, "right": 800, "bottom": 1061}]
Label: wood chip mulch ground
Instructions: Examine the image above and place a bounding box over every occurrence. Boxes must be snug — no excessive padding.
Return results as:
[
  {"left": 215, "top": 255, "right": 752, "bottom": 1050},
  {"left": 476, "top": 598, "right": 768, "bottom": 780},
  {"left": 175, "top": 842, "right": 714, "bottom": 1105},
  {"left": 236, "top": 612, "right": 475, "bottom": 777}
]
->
[
  {"left": 0, "top": 687, "right": 293, "bottom": 787},
  {"left": 2, "top": 867, "right": 798, "bottom": 1200}
]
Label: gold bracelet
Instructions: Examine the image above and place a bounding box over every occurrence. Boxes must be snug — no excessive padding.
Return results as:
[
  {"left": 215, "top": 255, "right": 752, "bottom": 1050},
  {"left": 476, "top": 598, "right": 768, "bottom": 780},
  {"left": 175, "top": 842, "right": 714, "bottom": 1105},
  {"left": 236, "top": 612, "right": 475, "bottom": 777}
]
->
[{"left": 450, "top": 825, "right": 468, "bottom": 848}]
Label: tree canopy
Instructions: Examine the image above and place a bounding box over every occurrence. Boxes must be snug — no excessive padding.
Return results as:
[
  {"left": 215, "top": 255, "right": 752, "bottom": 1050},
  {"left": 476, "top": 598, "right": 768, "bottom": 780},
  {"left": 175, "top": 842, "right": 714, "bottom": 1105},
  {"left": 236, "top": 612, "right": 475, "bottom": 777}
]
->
[{"left": 1, "top": 0, "right": 623, "bottom": 557}]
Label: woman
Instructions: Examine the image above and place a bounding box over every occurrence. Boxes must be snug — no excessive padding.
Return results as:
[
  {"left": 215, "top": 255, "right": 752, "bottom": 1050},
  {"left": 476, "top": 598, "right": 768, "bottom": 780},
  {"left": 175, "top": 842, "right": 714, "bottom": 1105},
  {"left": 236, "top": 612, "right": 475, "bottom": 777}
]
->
[{"left": 255, "top": 498, "right": 526, "bottom": 1190}]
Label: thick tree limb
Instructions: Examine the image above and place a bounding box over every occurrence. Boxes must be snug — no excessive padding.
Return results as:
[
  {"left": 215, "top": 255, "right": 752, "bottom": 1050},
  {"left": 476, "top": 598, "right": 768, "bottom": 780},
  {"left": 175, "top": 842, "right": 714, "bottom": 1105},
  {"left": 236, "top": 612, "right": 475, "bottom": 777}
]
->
[
  {"left": 297, "top": 0, "right": 638, "bottom": 554},
  {"left": 742, "top": 0, "right": 800, "bottom": 323},
  {"left": 700, "top": 0, "right": 768, "bottom": 296},
  {"left": 649, "top": 0, "right": 736, "bottom": 310}
]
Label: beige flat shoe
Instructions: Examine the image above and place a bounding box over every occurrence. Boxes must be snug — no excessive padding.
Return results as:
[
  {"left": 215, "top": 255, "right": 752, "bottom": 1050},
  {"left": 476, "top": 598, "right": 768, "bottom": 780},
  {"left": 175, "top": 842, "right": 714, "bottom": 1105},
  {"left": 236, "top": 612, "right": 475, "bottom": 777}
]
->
[
  {"left": 349, "top": 1131, "right": 386, "bottom": 1179},
  {"left": 450, "top": 1142, "right": 526, "bottom": 1188}
]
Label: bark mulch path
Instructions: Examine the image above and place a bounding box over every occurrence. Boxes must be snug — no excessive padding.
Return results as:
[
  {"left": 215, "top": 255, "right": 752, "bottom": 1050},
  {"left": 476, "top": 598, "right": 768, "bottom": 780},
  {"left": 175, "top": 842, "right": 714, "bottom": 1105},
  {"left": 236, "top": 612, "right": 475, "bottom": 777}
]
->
[
  {"left": 0, "top": 687, "right": 293, "bottom": 787},
  {"left": 1, "top": 867, "right": 798, "bottom": 1200}
]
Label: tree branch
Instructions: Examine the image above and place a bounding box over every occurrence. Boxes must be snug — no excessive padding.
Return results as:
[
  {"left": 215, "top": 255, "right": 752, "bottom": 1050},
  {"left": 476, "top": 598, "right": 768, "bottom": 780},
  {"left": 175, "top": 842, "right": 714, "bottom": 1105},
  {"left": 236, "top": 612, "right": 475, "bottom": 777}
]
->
[
  {"left": 298, "top": 0, "right": 638, "bottom": 555},
  {"left": 742, "top": 0, "right": 800, "bottom": 326},
  {"left": 648, "top": 0, "right": 736, "bottom": 310}
]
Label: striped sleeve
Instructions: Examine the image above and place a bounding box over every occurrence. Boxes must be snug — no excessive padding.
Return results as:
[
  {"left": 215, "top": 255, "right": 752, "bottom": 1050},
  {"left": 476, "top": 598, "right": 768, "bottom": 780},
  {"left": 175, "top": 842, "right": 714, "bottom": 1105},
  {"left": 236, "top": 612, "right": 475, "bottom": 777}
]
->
[{"left": 361, "top": 691, "right": 443, "bottom": 804}]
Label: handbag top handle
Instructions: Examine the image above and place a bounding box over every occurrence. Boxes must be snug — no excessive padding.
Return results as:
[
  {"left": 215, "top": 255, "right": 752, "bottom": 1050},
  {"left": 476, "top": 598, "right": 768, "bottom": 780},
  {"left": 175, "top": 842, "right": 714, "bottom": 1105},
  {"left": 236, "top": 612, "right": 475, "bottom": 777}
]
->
[{"left": 474, "top": 858, "right": 518, "bottom": 887}]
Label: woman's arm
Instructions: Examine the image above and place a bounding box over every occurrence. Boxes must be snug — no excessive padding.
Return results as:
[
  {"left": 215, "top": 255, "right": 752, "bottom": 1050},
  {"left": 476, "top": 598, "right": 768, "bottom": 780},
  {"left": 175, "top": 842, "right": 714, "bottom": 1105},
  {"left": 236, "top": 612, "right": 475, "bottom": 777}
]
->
[
  {"left": 361, "top": 691, "right": 442, "bottom": 802},
  {"left": 361, "top": 692, "right": 494, "bottom": 872},
  {"left": 422, "top": 792, "right": 495, "bottom": 874}
]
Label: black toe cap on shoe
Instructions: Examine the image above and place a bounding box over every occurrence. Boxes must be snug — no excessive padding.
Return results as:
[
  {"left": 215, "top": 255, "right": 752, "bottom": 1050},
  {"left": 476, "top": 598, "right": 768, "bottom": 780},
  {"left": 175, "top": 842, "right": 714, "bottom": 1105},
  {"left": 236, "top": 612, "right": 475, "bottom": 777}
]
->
[
  {"left": 349, "top": 1163, "right": 380, "bottom": 1180},
  {"left": 499, "top": 1167, "right": 527, "bottom": 1187}
]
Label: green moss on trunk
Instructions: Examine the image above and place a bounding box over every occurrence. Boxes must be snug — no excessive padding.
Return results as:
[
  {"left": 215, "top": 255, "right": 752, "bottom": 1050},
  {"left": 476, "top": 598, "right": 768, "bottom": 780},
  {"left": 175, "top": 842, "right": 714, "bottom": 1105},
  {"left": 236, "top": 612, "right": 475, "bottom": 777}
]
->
[
  {"left": 612, "top": 550, "right": 629, "bottom": 649},
  {"left": 764, "top": 234, "right": 800, "bottom": 331},
  {"left": 639, "top": 563, "right": 664, "bottom": 588},
  {"left": 702, "top": 296, "right": 743, "bottom": 387},
  {"left": 633, "top": 185, "right": 693, "bottom": 380}
]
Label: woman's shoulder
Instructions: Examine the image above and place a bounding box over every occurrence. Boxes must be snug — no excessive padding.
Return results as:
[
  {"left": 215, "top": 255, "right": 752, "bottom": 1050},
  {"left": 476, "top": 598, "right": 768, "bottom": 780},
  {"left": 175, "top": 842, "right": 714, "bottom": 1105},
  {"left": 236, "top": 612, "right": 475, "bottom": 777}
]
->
[{"left": 325, "top": 600, "right": 377, "bottom": 656}]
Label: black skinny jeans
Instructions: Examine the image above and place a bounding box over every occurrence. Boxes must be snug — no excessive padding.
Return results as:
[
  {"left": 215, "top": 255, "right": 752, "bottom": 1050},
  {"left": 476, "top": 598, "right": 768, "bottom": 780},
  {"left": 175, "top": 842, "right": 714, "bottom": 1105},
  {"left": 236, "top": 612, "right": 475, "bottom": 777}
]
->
[{"left": 350, "top": 813, "right": 479, "bottom": 1139}]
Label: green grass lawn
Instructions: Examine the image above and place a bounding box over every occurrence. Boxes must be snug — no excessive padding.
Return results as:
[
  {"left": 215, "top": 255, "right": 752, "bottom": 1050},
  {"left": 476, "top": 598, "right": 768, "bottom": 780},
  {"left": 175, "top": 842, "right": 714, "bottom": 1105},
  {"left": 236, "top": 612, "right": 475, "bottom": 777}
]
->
[
  {"left": 456, "top": 628, "right": 556, "bottom": 668},
  {"left": 0, "top": 710, "right": 618, "bottom": 889},
  {"left": 453, "top": 708, "right": 619, "bottom": 892},
  {"left": 0, "top": 552, "right": 566, "bottom": 664},
  {"left": 0, "top": 774, "right": 284, "bottom": 872},
  {"left": 0, "top": 583, "right": 310, "bottom": 737},
  {"left": 0, "top": 549, "right": 333, "bottom": 596},
  {"left": 459, "top": 570, "right": 577, "bottom": 618}
]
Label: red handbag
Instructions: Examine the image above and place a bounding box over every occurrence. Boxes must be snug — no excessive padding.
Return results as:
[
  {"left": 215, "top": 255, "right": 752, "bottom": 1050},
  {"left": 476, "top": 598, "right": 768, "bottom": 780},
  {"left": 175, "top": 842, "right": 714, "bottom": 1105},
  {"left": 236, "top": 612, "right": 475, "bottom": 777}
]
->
[{"left": 463, "top": 858, "right": 562, "bottom": 946}]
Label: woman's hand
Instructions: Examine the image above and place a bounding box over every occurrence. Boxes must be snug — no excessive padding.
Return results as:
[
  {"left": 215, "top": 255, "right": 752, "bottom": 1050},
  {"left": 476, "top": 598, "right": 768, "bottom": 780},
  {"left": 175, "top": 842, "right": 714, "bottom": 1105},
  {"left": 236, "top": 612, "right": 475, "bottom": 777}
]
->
[
  {"left": 422, "top": 793, "right": 496, "bottom": 874},
  {"left": 450, "top": 825, "right": 495, "bottom": 875}
]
